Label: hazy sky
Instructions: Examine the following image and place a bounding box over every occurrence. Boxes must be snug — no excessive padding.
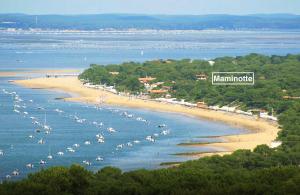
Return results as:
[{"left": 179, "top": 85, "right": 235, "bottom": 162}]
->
[{"left": 0, "top": 0, "right": 300, "bottom": 15}]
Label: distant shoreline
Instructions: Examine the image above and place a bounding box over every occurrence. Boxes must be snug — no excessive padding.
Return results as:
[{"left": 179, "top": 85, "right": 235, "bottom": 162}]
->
[{"left": 12, "top": 75, "right": 280, "bottom": 158}]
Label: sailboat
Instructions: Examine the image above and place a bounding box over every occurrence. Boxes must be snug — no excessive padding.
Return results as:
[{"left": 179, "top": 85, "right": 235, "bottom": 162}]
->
[
  {"left": 38, "top": 138, "right": 45, "bottom": 145},
  {"left": 43, "top": 112, "right": 51, "bottom": 131},
  {"left": 47, "top": 147, "right": 53, "bottom": 160}
]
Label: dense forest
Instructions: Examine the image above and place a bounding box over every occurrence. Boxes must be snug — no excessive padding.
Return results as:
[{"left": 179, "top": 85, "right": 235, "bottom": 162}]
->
[
  {"left": 1, "top": 54, "right": 300, "bottom": 194},
  {"left": 79, "top": 53, "right": 300, "bottom": 114}
]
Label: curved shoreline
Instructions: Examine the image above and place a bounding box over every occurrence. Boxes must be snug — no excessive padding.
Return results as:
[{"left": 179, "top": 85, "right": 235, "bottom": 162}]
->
[{"left": 13, "top": 76, "right": 280, "bottom": 157}]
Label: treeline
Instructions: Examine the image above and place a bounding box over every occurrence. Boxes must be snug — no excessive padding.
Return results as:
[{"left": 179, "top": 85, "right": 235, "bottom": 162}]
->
[
  {"left": 79, "top": 53, "right": 300, "bottom": 114},
  {"left": 1, "top": 54, "right": 300, "bottom": 194}
]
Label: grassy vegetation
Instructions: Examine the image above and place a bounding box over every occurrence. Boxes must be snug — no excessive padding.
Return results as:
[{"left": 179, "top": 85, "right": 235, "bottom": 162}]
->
[{"left": 1, "top": 54, "right": 300, "bottom": 194}]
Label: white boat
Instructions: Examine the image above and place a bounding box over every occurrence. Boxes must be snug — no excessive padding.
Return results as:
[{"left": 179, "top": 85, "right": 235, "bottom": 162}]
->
[
  {"left": 161, "top": 129, "right": 170, "bottom": 135},
  {"left": 12, "top": 170, "right": 20, "bottom": 176},
  {"left": 133, "top": 140, "right": 140, "bottom": 144},
  {"left": 26, "top": 163, "right": 34, "bottom": 168},
  {"left": 146, "top": 136, "right": 155, "bottom": 142},
  {"left": 39, "top": 160, "right": 46, "bottom": 165},
  {"left": 6, "top": 175, "right": 11, "bottom": 179},
  {"left": 116, "top": 144, "right": 123, "bottom": 150},
  {"left": 82, "top": 160, "right": 92, "bottom": 166},
  {"left": 73, "top": 143, "right": 80, "bottom": 148},
  {"left": 57, "top": 151, "right": 64, "bottom": 156},
  {"left": 67, "top": 147, "right": 75, "bottom": 153},
  {"left": 127, "top": 142, "right": 133, "bottom": 147},
  {"left": 84, "top": 140, "right": 91, "bottom": 145},
  {"left": 96, "top": 156, "right": 103, "bottom": 161},
  {"left": 43, "top": 112, "right": 52, "bottom": 131},
  {"left": 107, "top": 127, "right": 116, "bottom": 133},
  {"left": 96, "top": 134, "right": 105, "bottom": 139},
  {"left": 38, "top": 138, "right": 45, "bottom": 144},
  {"left": 13, "top": 109, "right": 20, "bottom": 113},
  {"left": 28, "top": 135, "right": 34, "bottom": 139},
  {"left": 0, "top": 150, "right": 4, "bottom": 156},
  {"left": 97, "top": 138, "right": 105, "bottom": 143}
]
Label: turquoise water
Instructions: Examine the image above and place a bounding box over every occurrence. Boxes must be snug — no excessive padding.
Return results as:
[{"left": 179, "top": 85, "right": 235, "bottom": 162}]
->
[{"left": 0, "top": 76, "right": 245, "bottom": 180}]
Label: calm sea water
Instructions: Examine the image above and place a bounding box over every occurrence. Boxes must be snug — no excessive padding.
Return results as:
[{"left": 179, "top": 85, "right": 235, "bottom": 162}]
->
[
  {"left": 0, "top": 76, "right": 245, "bottom": 180},
  {"left": 0, "top": 30, "right": 300, "bottom": 70},
  {"left": 0, "top": 29, "right": 298, "bottom": 180}
]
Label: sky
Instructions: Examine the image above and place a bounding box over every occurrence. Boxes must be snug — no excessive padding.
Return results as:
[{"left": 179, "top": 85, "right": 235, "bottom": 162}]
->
[{"left": 0, "top": 0, "right": 300, "bottom": 15}]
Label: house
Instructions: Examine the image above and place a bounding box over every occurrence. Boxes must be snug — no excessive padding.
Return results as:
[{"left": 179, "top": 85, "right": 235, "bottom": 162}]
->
[
  {"left": 197, "top": 101, "right": 208, "bottom": 109},
  {"left": 109, "top": 71, "right": 119, "bottom": 75},
  {"left": 196, "top": 73, "right": 208, "bottom": 80},
  {"left": 283, "top": 96, "right": 300, "bottom": 100},
  {"left": 138, "top": 77, "right": 156, "bottom": 84},
  {"left": 162, "top": 86, "right": 172, "bottom": 90},
  {"left": 149, "top": 89, "right": 168, "bottom": 94}
]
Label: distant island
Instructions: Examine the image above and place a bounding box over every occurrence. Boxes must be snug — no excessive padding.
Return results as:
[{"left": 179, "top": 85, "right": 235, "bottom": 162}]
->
[{"left": 1, "top": 13, "right": 300, "bottom": 30}]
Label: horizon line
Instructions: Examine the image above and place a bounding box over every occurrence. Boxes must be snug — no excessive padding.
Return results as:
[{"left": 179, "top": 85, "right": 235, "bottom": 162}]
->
[{"left": 0, "top": 12, "right": 299, "bottom": 17}]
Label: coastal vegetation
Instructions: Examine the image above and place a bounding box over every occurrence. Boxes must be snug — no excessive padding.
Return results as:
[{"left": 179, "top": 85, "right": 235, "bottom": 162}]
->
[
  {"left": 79, "top": 53, "right": 300, "bottom": 114},
  {"left": 1, "top": 54, "right": 300, "bottom": 194}
]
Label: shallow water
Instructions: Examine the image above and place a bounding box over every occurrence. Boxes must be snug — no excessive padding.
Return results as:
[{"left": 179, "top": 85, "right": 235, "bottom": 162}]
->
[{"left": 0, "top": 76, "right": 245, "bottom": 180}]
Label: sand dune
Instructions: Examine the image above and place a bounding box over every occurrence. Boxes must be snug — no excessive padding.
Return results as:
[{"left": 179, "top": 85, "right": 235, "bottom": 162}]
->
[{"left": 13, "top": 76, "right": 280, "bottom": 157}]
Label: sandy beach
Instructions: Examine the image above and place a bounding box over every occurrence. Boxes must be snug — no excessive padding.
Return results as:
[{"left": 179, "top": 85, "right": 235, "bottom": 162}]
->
[
  {"left": 0, "top": 69, "right": 81, "bottom": 77},
  {"left": 13, "top": 76, "right": 280, "bottom": 157}
]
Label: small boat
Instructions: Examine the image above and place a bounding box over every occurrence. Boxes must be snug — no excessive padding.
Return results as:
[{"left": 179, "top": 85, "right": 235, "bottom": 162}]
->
[
  {"left": 161, "top": 129, "right": 170, "bottom": 135},
  {"left": 146, "top": 136, "right": 155, "bottom": 142},
  {"left": 82, "top": 160, "right": 92, "bottom": 166},
  {"left": 67, "top": 147, "right": 75, "bottom": 153},
  {"left": 12, "top": 170, "right": 20, "bottom": 176},
  {"left": 116, "top": 144, "right": 123, "bottom": 150},
  {"left": 38, "top": 138, "right": 45, "bottom": 144},
  {"left": 96, "top": 156, "right": 103, "bottom": 161},
  {"left": 39, "top": 160, "right": 46, "bottom": 165},
  {"left": 28, "top": 135, "right": 34, "bottom": 139},
  {"left": 73, "top": 143, "right": 80, "bottom": 148},
  {"left": 127, "top": 142, "right": 133, "bottom": 147},
  {"left": 43, "top": 112, "right": 52, "bottom": 131},
  {"left": 6, "top": 175, "right": 11, "bottom": 179},
  {"left": 133, "top": 140, "right": 140, "bottom": 144},
  {"left": 13, "top": 109, "right": 20, "bottom": 113},
  {"left": 0, "top": 150, "right": 4, "bottom": 156},
  {"left": 153, "top": 133, "right": 159, "bottom": 137},
  {"left": 158, "top": 124, "right": 167, "bottom": 128},
  {"left": 107, "top": 127, "right": 116, "bottom": 133},
  {"left": 47, "top": 147, "right": 53, "bottom": 159},
  {"left": 84, "top": 140, "right": 91, "bottom": 145},
  {"left": 26, "top": 163, "right": 34, "bottom": 169},
  {"left": 57, "top": 151, "right": 64, "bottom": 156},
  {"left": 97, "top": 138, "right": 105, "bottom": 143},
  {"left": 35, "top": 129, "right": 41, "bottom": 133}
]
